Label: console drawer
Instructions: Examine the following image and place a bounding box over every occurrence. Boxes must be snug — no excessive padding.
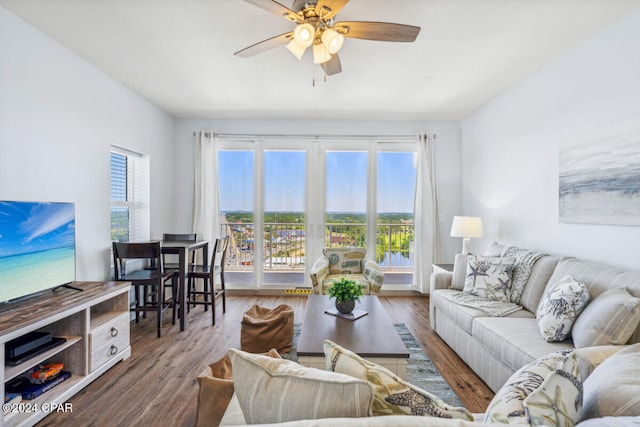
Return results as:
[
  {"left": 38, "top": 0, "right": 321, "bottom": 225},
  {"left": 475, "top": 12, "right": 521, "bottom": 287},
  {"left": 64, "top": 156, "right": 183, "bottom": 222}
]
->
[{"left": 89, "top": 312, "right": 130, "bottom": 371}]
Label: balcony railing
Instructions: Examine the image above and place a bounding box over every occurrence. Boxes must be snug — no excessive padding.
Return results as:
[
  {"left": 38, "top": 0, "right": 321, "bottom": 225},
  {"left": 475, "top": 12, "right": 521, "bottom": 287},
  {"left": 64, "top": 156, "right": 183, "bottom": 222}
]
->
[
  {"left": 375, "top": 223, "right": 414, "bottom": 271},
  {"left": 220, "top": 222, "right": 414, "bottom": 272},
  {"left": 264, "top": 223, "right": 305, "bottom": 270}
]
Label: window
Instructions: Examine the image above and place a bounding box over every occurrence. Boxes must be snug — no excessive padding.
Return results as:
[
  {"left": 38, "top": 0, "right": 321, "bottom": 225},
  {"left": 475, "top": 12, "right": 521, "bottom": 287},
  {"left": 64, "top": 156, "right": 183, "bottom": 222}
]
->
[
  {"left": 262, "top": 150, "right": 306, "bottom": 285},
  {"left": 325, "top": 151, "right": 368, "bottom": 248},
  {"left": 376, "top": 151, "right": 416, "bottom": 281},
  {"left": 215, "top": 137, "right": 417, "bottom": 288},
  {"left": 218, "top": 150, "right": 255, "bottom": 281},
  {"left": 110, "top": 147, "right": 150, "bottom": 242}
]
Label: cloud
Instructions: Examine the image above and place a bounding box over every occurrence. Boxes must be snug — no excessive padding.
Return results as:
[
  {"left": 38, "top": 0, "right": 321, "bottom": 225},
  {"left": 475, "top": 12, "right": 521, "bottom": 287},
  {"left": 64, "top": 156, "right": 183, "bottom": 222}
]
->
[{"left": 21, "top": 204, "right": 74, "bottom": 243}]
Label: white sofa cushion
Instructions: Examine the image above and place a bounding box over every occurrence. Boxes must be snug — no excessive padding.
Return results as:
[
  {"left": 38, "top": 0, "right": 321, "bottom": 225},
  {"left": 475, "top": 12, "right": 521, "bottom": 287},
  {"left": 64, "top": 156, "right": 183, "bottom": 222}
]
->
[
  {"left": 432, "top": 289, "right": 489, "bottom": 334},
  {"left": 472, "top": 317, "right": 574, "bottom": 372},
  {"left": 432, "top": 289, "right": 534, "bottom": 335},
  {"left": 228, "top": 348, "right": 374, "bottom": 423},
  {"left": 518, "top": 254, "right": 564, "bottom": 313}
]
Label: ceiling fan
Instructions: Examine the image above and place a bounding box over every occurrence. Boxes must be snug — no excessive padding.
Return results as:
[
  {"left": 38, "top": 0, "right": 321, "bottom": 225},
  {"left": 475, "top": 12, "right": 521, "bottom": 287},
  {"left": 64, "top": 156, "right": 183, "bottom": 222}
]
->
[{"left": 234, "top": 0, "right": 421, "bottom": 76}]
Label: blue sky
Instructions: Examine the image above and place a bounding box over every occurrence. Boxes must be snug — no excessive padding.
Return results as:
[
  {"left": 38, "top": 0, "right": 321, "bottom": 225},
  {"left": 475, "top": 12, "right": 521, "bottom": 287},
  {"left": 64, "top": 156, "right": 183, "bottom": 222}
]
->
[
  {"left": 0, "top": 201, "right": 75, "bottom": 257},
  {"left": 377, "top": 152, "right": 416, "bottom": 213},
  {"left": 218, "top": 150, "right": 416, "bottom": 213}
]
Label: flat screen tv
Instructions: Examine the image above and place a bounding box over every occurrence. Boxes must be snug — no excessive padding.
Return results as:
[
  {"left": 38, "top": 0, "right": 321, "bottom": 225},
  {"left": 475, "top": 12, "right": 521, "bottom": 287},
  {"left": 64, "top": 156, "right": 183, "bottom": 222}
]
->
[{"left": 0, "top": 201, "right": 76, "bottom": 303}]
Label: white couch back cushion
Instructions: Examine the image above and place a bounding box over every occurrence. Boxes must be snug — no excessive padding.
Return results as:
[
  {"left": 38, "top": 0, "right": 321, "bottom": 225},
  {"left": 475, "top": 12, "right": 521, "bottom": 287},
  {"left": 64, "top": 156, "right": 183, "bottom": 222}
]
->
[{"left": 518, "top": 254, "right": 564, "bottom": 313}]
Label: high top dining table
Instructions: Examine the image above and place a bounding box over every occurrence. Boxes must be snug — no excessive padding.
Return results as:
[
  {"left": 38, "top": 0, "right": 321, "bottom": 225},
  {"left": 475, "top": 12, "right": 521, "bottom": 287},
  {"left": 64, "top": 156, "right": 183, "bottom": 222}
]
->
[{"left": 161, "top": 239, "right": 209, "bottom": 331}]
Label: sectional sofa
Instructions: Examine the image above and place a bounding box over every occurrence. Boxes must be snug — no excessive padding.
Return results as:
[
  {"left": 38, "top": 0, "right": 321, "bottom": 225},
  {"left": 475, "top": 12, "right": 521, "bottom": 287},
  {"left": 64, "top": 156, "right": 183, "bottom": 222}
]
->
[
  {"left": 200, "top": 242, "right": 640, "bottom": 425},
  {"left": 429, "top": 242, "right": 640, "bottom": 391}
]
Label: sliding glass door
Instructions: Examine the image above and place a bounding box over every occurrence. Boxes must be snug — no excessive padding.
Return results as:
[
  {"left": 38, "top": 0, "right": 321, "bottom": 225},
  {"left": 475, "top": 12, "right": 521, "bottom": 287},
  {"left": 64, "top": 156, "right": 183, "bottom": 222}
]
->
[
  {"left": 218, "top": 150, "right": 255, "bottom": 286},
  {"left": 217, "top": 139, "right": 416, "bottom": 289},
  {"left": 325, "top": 151, "right": 368, "bottom": 248},
  {"left": 262, "top": 150, "right": 306, "bottom": 286},
  {"left": 376, "top": 151, "right": 416, "bottom": 284}
]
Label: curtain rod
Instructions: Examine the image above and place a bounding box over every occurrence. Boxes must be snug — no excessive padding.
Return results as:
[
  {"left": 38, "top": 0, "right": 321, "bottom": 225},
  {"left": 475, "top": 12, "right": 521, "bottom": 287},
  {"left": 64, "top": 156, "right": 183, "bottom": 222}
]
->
[{"left": 192, "top": 132, "right": 432, "bottom": 141}]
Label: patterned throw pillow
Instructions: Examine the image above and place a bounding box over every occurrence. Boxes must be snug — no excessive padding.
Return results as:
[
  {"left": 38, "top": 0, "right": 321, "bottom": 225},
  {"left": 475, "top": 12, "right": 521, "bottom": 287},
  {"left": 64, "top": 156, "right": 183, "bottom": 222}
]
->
[
  {"left": 537, "top": 275, "right": 590, "bottom": 342},
  {"left": 463, "top": 255, "right": 517, "bottom": 302},
  {"left": 323, "top": 248, "right": 366, "bottom": 274},
  {"left": 323, "top": 340, "right": 473, "bottom": 420},
  {"left": 228, "top": 348, "right": 374, "bottom": 423},
  {"left": 484, "top": 350, "right": 582, "bottom": 426},
  {"left": 363, "top": 259, "right": 384, "bottom": 295}
]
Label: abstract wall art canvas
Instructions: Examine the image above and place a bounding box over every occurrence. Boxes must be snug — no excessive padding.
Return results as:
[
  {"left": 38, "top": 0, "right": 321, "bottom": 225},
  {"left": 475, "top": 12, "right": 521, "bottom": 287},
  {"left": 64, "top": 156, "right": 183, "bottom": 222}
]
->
[{"left": 559, "top": 116, "right": 640, "bottom": 225}]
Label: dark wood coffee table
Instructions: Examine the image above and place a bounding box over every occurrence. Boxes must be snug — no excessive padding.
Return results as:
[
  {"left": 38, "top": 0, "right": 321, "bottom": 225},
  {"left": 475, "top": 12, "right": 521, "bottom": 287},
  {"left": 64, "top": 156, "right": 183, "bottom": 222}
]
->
[{"left": 298, "top": 295, "right": 409, "bottom": 378}]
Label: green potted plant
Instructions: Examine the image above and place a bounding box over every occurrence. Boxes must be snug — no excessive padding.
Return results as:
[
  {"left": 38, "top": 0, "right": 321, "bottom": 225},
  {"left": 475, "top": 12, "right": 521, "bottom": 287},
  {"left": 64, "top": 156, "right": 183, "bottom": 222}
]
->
[{"left": 327, "top": 277, "right": 364, "bottom": 314}]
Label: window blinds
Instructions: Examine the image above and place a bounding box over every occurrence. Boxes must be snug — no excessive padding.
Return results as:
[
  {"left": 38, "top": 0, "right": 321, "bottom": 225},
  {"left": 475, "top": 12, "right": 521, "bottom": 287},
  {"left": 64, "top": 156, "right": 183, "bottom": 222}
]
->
[{"left": 110, "top": 147, "right": 150, "bottom": 242}]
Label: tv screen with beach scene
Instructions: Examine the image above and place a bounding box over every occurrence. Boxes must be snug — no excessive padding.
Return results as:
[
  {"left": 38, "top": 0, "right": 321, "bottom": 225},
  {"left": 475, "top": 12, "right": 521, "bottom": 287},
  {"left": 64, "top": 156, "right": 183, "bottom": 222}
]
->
[{"left": 0, "top": 201, "right": 76, "bottom": 303}]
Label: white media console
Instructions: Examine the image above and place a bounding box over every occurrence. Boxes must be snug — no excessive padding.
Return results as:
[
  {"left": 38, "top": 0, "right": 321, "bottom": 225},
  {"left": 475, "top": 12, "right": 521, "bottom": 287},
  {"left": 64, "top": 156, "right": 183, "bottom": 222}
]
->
[{"left": 0, "top": 281, "right": 131, "bottom": 426}]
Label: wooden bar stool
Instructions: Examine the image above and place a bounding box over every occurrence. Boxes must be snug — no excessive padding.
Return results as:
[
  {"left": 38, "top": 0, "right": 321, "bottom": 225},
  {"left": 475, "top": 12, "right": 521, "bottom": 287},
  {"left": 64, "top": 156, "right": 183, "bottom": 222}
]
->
[
  {"left": 187, "top": 237, "right": 228, "bottom": 325},
  {"left": 112, "top": 241, "right": 178, "bottom": 337}
]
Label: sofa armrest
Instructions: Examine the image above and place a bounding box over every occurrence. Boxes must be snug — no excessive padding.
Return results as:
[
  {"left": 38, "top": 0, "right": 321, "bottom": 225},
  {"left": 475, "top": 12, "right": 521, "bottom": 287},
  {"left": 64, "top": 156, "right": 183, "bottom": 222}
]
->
[
  {"left": 362, "top": 258, "right": 384, "bottom": 295},
  {"left": 430, "top": 270, "right": 453, "bottom": 294},
  {"left": 310, "top": 256, "right": 330, "bottom": 294}
]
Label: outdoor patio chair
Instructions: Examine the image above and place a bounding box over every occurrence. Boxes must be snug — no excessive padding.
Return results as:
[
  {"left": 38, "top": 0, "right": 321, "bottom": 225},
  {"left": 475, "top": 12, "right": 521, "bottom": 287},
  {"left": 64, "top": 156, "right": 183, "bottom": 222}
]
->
[{"left": 309, "top": 247, "right": 384, "bottom": 296}]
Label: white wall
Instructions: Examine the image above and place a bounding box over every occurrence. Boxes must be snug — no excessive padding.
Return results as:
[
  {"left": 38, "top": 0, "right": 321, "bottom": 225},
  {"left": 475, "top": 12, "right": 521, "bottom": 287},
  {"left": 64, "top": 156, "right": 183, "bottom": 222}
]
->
[
  {"left": 0, "top": 7, "right": 175, "bottom": 281},
  {"left": 172, "top": 118, "right": 464, "bottom": 262},
  {"left": 461, "top": 10, "right": 640, "bottom": 270}
]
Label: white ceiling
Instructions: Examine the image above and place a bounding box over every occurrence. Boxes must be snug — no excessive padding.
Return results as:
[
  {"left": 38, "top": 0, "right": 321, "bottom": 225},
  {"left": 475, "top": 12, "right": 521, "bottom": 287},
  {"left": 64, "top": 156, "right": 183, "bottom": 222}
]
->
[{"left": 2, "top": 0, "right": 639, "bottom": 120}]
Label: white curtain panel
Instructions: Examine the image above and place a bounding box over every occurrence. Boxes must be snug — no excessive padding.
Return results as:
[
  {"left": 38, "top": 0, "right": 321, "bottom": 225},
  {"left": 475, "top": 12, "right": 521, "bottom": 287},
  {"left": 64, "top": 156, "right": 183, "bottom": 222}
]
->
[
  {"left": 191, "top": 131, "right": 220, "bottom": 258},
  {"left": 413, "top": 134, "right": 442, "bottom": 293}
]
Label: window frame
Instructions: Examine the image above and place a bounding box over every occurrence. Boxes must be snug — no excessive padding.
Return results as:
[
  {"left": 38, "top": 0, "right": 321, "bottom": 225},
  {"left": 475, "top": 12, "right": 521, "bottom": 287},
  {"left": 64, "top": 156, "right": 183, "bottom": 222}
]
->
[{"left": 110, "top": 146, "right": 150, "bottom": 243}]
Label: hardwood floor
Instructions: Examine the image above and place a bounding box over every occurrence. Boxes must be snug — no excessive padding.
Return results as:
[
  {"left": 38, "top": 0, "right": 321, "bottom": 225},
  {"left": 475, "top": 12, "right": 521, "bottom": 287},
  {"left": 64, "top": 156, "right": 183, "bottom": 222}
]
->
[{"left": 37, "top": 296, "right": 494, "bottom": 426}]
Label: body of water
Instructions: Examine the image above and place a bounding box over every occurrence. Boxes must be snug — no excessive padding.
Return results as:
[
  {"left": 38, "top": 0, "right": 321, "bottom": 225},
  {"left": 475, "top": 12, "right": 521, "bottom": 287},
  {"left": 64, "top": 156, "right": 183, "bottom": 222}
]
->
[
  {"left": 0, "top": 247, "right": 75, "bottom": 302},
  {"left": 379, "top": 251, "right": 413, "bottom": 268}
]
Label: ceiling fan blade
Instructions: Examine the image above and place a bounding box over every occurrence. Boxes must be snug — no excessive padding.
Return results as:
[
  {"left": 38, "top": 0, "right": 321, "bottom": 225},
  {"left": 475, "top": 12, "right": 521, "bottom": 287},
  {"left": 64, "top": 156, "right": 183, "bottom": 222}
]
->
[
  {"left": 315, "top": 0, "right": 349, "bottom": 20},
  {"left": 321, "top": 53, "right": 342, "bottom": 76},
  {"left": 241, "top": 0, "right": 301, "bottom": 22},
  {"left": 334, "top": 21, "right": 421, "bottom": 42},
  {"left": 234, "top": 32, "right": 294, "bottom": 58}
]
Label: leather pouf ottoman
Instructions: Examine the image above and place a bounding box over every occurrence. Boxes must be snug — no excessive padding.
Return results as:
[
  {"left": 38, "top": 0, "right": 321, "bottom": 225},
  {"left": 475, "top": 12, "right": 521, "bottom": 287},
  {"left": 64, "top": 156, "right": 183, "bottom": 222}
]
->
[{"left": 241, "top": 304, "right": 294, "bottom": 354}]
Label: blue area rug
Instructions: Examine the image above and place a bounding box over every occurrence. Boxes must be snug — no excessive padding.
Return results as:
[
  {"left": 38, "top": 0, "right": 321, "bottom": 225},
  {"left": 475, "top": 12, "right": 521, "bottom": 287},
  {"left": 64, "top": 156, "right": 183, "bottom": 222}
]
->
[{"left": 285, "top": 322, "right": 464, "bottom": 407}]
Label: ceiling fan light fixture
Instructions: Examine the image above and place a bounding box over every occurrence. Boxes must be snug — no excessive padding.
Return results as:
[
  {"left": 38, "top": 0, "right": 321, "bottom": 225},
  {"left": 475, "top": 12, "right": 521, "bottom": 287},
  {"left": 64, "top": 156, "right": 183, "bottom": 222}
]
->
[
  {"left": 313, "top": 43, "right": 331, "bottom": 64},
  {"left": 235, "top": 0, "right": 422, "bottom": 78},
  {"left": 293, "top": 23, "right": 315, "bottom": 47},
  {"left": 321, "top": 28, "right": 344, "bottom": 54},
  {"left": 286, "top": 39, "right": 307, "bottom": 60}
]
